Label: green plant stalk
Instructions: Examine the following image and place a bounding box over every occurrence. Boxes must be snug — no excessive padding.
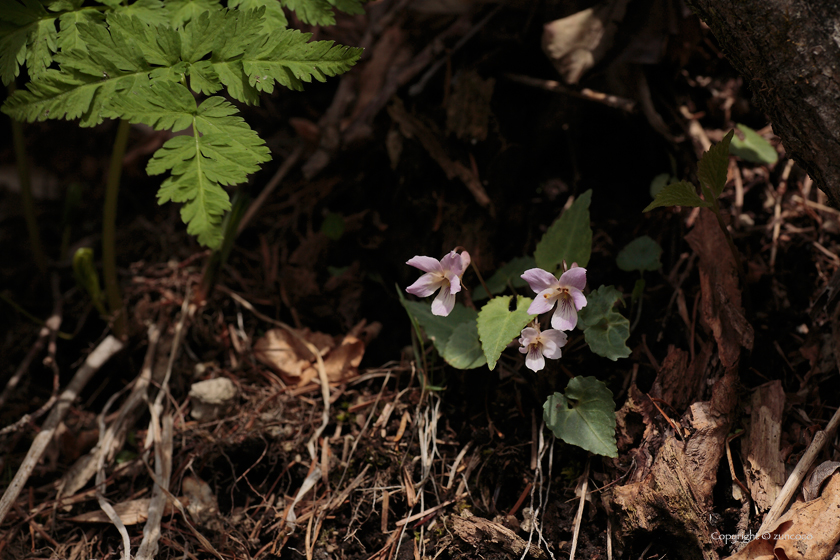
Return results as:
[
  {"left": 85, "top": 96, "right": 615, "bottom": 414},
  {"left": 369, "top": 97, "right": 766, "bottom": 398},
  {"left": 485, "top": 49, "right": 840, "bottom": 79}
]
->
[
  {"left": 9, "top": 83, "right": 47, "bottom": 275},
  {"left": 0, "top": 292, "right": 73, "bottom": 339},
  {"left": 103, "top": 119, "right": 131, "bottom": 339},
  {"left": 195, "top": 190, "right": 249, "bottom": 304}
]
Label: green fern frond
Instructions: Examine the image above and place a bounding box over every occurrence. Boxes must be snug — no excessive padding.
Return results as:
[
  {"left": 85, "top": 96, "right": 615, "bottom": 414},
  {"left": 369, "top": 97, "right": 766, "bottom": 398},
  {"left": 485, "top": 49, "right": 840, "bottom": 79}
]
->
[
  {"left": 281, "top": 0, "right": 365, "bottom": 26},
  {"left": 116, "top": 0, "right": 169, "bottom": 27},
  {"left": 164, "top": 0, "right": 222, "bottom": 28},
  {"left": 0, "top": 0, "right": 59, "bottom": 84},
  {"left": 1, "top": 2, "right": 362, "bottom": 247},
  {"left": 229, "top": 0, "right": 287, "bottom": 32},
  {"left": 57, "top": 10, "right": 104, "bottom": 54},
  {"left": 242, "top": 29, "right": 363, "bottom": 93},
  {"left": 108, "top": 79, "right": 270, "bottom": 247}
]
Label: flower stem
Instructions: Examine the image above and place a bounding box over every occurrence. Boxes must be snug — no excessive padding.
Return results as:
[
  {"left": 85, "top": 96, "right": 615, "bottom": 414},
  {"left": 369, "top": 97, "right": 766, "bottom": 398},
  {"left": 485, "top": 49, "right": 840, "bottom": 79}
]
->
[
  {"left": 469, "top": 261, "right": 492, "bottom": 299},
  {"left": 103, "top": 119, "right": 131, "bottom": 340},
  {"left": 9, "top": 83, "right": 47, "bottom": 275}
]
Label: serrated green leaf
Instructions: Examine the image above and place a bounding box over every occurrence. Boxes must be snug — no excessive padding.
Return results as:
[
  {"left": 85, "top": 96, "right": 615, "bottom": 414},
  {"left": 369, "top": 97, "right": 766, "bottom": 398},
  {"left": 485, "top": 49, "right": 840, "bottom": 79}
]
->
[
  {"left": 472, "top": 256, "right": 535, "bottom": 301},
  {"left": 534, "top": 190, "right": 592, "bottom": 273},
  {"left": 578, "top": 285, "right": 631, "bottom": 361},
  {"left": 44, "top": 0, "right": 84, "bottom": 10},
  {"left": 103, "top": 78, "right": 195, "bottom": 130},
  {"left": 0, "top": 0, "right": 61, "bottom": 85},
  {"left": 642, "top": 180, "right": 709, "bottom": 212},
  {"left": 698, "top": 130, "right": 734, "bottom": 198},
  {"left": 187, "top": 60, "right": 222, "bottom": 95},
  {"left": 281, "top": 0, "right": 366, "bottom": 26},
  {"left": 163, "top": 0, "right": 222, "bottom": 28},
  {"left": 400, "top": 299, "right": 478, "bottom": 356},
  {"left": 115, "top": 87, "right": 270, "bottom": 248},
  {"left": 115, "top": 0, "right": 169, "bottom": 27},
  {"left": 583, "top": 311, "right": 631, "bottom": 361},
  {"left": 229, "top": 0, "right": 287, "bottom": 32},
  {"left": 616, "top": 235, "right": 662, "bottom": 272},
  {"left": 57, "top": 10, "right": 103, "bottom": 54},
  {"left": 649, "top": 173, "right": 672, "bottom": 198},
  {"left": 443, "top": 321, "right": 486, "bottom": 369},
  {"left": 242, "top": 28, "right": 363, "bottom": 93},
  {"left": 730, "top": 123, "right": 778, "bottom": 165},
  {"left": 578, "top": 285, "right": 624, "bottom": 329},
  {"left": 477, "top": 295, "right": 534, "bottom": 370},
  {"left": 180, "top": 9, "right": 228, "bottom": 62},
  {"left": 543, "top": 376, "right": 617, "bottom": 457},
  {"left": 2, "top": 1, "right": 358, "bottom": 248}
]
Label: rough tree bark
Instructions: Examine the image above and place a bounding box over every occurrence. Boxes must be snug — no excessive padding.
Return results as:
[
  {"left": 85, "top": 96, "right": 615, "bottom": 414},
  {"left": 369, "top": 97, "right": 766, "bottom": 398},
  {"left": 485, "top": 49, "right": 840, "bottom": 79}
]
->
[{"left": 684, "top": 0, "right": 840, "bottom": 206}]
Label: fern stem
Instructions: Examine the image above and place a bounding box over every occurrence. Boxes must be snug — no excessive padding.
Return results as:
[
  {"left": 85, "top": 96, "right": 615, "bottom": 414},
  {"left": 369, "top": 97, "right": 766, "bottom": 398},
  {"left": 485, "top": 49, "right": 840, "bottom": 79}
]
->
[
  {"left": 9, "top": 83, "right": 47, "bottom": 275},
  {"left": 195, "top": 191, "right": 249, "bottom": 304},
  {"left": 103, "top": 119, "right": 131, "bottom": 340}
]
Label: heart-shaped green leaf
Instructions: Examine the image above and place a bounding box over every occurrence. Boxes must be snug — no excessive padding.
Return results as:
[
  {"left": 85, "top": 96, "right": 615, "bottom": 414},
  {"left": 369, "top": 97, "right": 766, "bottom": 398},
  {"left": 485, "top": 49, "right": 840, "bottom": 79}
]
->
[
  {"left": 443, "top": 320, "right": 486, "bottom": 369},
  {"left": 544, "top": 376, "right": 617, "bottom": 457},
  {"left": 400, "top": 293, "right": 477, "bottom": 356},
  {"left": 578, "top": 285, "right": 631, "bottom": 361},
  {"left": 729, "top": 123, "right": 778, "bottom": 165},
  {"left": 616, "top": 236, "right": 662, "bottom": 272}
]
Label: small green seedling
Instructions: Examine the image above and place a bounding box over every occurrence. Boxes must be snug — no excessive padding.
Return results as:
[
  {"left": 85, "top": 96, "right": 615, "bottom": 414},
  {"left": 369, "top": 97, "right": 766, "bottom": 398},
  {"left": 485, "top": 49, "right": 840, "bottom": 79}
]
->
[{"left": 644, "top": 130, "right": 744, "bottom": 284}]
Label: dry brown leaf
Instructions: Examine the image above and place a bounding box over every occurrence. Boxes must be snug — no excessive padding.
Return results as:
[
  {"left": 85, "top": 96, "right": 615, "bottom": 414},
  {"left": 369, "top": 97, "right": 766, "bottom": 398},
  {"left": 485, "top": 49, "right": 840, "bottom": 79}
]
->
[
  {"left": 67, "top": 498, "right": 181, "bottom": 525},
  {"left": 724, "top": 474, "right": 840, "bottom": 560},
  {"left": 542, "top": 4, "right": 622, "bottom": 84},
  {"left": 449, "top": 510, "right": 547, "bottom": 559},
  {"left": 804, "top": 462, "right": 840, "bottom": 502},
  {"left": 685, "top": 208, "right": 754, "bottom": 367},
  {"left": 253, "top": 329, "right": 312, "bottom": 380},
  {"left": 254, "top": 327, "right": 368, "bottom": 385}
]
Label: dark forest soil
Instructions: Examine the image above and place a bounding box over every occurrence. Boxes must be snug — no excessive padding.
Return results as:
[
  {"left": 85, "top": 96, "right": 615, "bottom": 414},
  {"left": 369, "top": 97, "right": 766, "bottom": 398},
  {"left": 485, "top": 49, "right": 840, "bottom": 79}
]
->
[{"left": 2, "top": 3, "right": 839, "bottom": 560}]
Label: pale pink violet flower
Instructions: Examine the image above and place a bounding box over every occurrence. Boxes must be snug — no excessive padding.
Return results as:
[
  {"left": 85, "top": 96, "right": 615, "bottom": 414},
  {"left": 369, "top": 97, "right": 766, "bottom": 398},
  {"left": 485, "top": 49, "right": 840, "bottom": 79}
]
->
[
  {"left": 406, "top": 250, "right": 471, "bottom": 316},
  {"left": 518, "top": 325, "right": 568, "bottom": 372},
  {"left": 521, "top": 266, "right": 587, "bottom": 330}
]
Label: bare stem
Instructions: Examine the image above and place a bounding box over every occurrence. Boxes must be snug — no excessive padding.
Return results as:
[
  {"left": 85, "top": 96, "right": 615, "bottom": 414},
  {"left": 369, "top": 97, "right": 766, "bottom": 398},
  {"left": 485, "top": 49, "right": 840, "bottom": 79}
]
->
[{"left": 103, "top": 119, "right": 131, "bottom": 340}]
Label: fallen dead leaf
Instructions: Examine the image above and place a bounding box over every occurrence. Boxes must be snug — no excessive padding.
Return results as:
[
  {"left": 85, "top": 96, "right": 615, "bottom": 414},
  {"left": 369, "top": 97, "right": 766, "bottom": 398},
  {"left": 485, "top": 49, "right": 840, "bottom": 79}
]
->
[
  {"left": 685, "top": 208, "right": 754, "bottom": 368},
  {"left": 724, "top": 473, "right": 840, "bottom": 560},
  {"left": 67, "top": 497, "right": 182, "bottom": 525},
  {"left": 254, "top": 323, "right": 375, "bottom": 385}
]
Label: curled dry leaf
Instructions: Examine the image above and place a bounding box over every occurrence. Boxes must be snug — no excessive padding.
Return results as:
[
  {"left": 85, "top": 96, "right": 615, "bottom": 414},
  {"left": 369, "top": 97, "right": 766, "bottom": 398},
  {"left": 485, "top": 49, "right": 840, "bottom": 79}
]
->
[
  {"left": 67, "top": 498, "right": 182, "bottom": 525},
  {"left": 254, "top": 322, "right": 378, "bottom": 385},
  {"left": 685, "top": 208, "right": 754, "bottom": 367},
  {"left": 724, "top": 473, "right": 840, "bottom": 560}
]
